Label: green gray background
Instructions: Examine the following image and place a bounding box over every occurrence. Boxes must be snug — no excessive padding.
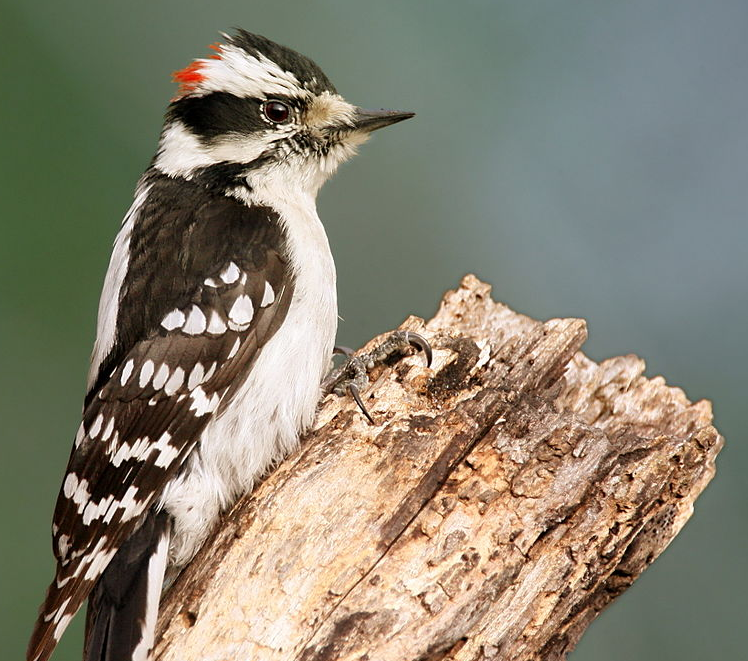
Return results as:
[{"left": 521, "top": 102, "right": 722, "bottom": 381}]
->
[{"left": 2, "top": 1, "right": 745, "bottom": 659}]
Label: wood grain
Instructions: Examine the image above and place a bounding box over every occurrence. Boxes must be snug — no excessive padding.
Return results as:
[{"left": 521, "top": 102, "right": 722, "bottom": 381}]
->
[{"left": 154, "top": 274, "right": 722, "bottom": 661}]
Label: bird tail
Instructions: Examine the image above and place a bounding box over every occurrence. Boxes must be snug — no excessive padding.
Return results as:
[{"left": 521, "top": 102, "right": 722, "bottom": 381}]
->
[{"left": 83, "top": 511, "right": 171, "bottom": 661}]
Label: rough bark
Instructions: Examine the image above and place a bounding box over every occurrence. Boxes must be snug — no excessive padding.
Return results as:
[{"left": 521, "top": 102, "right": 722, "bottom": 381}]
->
[{"left": 153, "top": 274, "right": 722, "bottom": 661}]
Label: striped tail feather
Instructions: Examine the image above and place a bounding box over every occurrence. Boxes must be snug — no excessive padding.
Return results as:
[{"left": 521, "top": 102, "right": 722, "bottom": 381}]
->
[
  {"left": 28, "top": 511, "right": 171, "bottom": 661},
  {"left": 83, "top": 511, "right": 171, "bottom": 661},
  {"left": 28, "top": 510, "right": 174, "bottom": 661},
  {"left": 27, "top": 545, "right": 116, "bottom": 661}
]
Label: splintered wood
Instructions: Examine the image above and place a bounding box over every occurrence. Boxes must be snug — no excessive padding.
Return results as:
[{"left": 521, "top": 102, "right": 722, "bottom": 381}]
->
[{"left": 154, "top": 274, "right": 722, "bottom": 661}]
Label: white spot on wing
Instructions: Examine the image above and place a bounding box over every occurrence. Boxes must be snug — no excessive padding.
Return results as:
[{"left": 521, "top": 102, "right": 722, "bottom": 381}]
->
[
  {"left": 228, "top": 294, "right": 254, "bottom": 329},
  {"left": 152, "top": 363, "right": 170, "bottom": 390},
  {"left": 111, "top": 442, "right": 132, "bottom": 467},
  {"left": 74, "top": 421, "right": 86, "bottom": 448},
  {"left": 63, "top": 473, "right": 91, "bottom": 512},
  {"left": 153, "top": 432, "right": 179, "bottom": 468},
  {"left": 139, "top": 360, "right": 155, "bottom": 388},
  {"left": 164, "top": 367, "right": 185, "bottom": 395},
  {"left": 82, "top": 502, "right": 97, "bottom": 525},
  {"left": 161, "top": 308, "right": 185, "bottom": 331},
  {"left": 121, "top": 359, "right": 135, "bottom": 386},
  {"left": 105, "top": 436, "right": 149, "bottom": 479},
  {"left": 189, "top": 386, "right": 220, "bottom": 416},
  {"left": 118, "top": 485, "right": 148, "bottom": 520},
  {"left": 89, "top": 413, "right": 104, "bottom": 439},
  {"left": 82, "top": 494, "right": 115, "bottom": 525},
  {"left": 207, "top": 309, "right": 227, "bottom": 334},
  {"left": 204, "top": 277, "right": 219, "bottom": 287},
  {"left": 188, "top": 363, "right": 205, "bottom": 391},
  {"left": 261, "top": 281, "right": 275, "bottom": 307},
  {"left": 220, "top": 262, "right": 241, "bottom": 284},
  {"left": 101, "top": 416, "right": 115, "bottom": 442},
  {"left": 57, "top": 534, "right": 70, "bottom": 559},
  {"left": 183, "top": 306, "right": 207, "bottom": 334},
  {"left": 62, "top": 473, "right": 77, "bottom": 498}
]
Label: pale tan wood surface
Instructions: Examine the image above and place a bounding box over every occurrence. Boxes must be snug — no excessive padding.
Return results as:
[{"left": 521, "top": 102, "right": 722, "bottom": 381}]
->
[{"left": 154, "top": 275, "right": 722, "bottom": 661}]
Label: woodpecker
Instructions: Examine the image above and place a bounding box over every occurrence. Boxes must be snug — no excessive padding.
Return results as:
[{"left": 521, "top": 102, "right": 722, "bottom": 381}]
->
[{"left": 27, "top": 30, "right": 414, "bottom": 661}]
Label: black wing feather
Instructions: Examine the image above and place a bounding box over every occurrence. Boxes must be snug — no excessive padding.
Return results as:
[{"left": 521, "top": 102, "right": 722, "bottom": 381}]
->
[{"left": 28, "top": 173, "right": 294, "bottom": 661}]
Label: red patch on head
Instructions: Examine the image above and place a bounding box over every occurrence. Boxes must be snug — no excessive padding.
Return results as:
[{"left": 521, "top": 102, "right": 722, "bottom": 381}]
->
[
  {"left": 208, "top": 42, "right": 223, "bottom": 59},
  {"left": 172, "top": 61, "right": 207, "bottom": 97},
  {"left": 171, "top": 44, "right": 224, "bottom": 99}
]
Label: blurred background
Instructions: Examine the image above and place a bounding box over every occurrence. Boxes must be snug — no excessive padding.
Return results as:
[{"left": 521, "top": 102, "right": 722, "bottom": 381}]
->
[{"left": 2, "top": 1, "right": 745, "bottom": 659}]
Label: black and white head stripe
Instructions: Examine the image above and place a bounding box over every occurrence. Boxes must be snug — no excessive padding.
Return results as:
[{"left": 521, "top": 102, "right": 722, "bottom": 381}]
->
[
  {"left": 27, "top": 172, "right": 294, "bottom": 661},
  {"left": 172, "top": 29, "right": 336, "bottom": 100}
]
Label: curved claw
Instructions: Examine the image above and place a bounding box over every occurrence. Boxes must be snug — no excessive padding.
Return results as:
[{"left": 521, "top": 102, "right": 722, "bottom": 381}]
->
[
  {"left": 333, "top": 345, "right": 355, "bottom": 357},
  {"left": 404, "top": 331, "right": 433, "bottom": 368},
  {"left": 348, "top": 383, "right": 375, "bottom": 424}
]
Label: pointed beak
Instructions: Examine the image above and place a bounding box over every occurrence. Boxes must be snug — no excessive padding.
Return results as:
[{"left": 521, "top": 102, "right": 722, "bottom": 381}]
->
[{"left": 350, "top": 108, "right": 415, "bottom": 132}]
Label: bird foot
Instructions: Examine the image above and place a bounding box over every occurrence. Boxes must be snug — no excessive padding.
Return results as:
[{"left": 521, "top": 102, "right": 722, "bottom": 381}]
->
[{"left": 323, "top": 331, "right": 432, "bottom": 424}]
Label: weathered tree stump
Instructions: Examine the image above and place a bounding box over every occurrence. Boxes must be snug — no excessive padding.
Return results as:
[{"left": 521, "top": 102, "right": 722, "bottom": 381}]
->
[{"left": 153, "top": 274, "right": 722, "bottom": 661}]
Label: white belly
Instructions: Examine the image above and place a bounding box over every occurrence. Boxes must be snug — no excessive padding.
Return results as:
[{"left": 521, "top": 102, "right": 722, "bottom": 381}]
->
[{"left": 159, "top": 193, "right": 337, "bottom": 568}]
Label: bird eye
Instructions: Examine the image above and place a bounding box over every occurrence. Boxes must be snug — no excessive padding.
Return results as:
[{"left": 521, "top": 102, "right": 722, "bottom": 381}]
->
[{"left": 262, "top": 100, "right": 291, "bottom": 124}]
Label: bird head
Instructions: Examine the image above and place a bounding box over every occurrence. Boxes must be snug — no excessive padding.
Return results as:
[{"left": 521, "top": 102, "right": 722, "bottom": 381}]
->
[{"left": 154, "top": 30, "right": 414, "bottom": 196}]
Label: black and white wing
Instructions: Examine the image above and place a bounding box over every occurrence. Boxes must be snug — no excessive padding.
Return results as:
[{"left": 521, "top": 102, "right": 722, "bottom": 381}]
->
[{"left": 28, "top": 173, "right": 294, "bottom": 661}]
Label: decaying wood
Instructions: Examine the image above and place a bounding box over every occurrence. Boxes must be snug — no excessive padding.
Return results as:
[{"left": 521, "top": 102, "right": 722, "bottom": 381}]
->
[{"left": 153, "top": 274, "right": 722, "bottom": 661}]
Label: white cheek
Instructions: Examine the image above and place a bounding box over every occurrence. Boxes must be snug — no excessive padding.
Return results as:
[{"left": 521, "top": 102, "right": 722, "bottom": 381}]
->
[
  {"left": 204, "top": 133, "right": 275, "bottom": 164},
  {"left": 155, "top": 120, "right": 295, "bottom": 179},
  {"left": 156, "top": 118, "right": 363, "bottom": 197}
]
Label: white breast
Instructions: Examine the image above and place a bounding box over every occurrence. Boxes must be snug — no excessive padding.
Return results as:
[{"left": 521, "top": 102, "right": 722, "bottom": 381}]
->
[{"left": 159, "top": 186, "right": 338, "bottom": 568}]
